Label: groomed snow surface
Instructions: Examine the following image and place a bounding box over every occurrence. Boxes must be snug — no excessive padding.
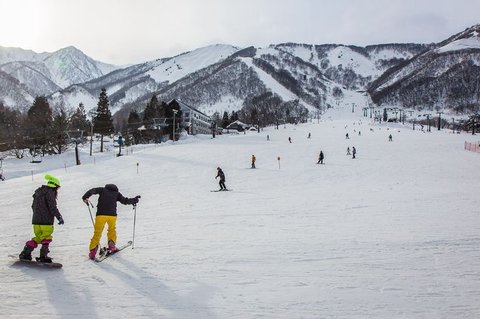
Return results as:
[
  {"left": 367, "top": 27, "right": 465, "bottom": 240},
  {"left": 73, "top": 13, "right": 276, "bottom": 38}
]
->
[{"left": 1, "top": 109, "right": 480, "bottom": 318}]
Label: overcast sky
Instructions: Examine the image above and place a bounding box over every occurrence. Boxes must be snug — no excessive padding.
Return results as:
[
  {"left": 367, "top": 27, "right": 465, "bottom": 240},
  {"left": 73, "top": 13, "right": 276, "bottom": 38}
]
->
[{"left": 0, "top": 0, "right": 478, "bottom": 65}]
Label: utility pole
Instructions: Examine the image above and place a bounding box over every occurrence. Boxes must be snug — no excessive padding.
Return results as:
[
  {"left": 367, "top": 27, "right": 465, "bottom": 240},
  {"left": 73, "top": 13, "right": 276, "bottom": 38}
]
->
[
  {"left": 437, "top": 112, "right": 443, "bottom": 131},
  {"left": 172, "top": 109, "right": 178, "bottom": 142},
  {"left": 89, "top": 122, "right": 93, "bottom": 156}
]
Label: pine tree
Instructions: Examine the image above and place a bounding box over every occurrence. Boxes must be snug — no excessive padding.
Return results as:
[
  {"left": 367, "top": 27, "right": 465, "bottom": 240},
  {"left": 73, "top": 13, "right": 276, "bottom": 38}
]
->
[
  {"left": 157, "top": 101, "right": 168, "bottom": 118},
  {"left": 70, "top": 103, "right": 90, "bottom": 135},
  {"left": 26, "top": 96, "right": 52, "bottom": 156},
  {"left": 127, "top": 110, "right": 142, "bottom": 145},
  {"left": 221, "top": 111, "right": 230, "bottom": 128},
  {"left": 143, "top": 95, "right": 159, "bottom": 125},
  {"left": 0, "top": 103, "right": 24, "bottom": 153},
  {"left": 92, "top": 88, "right": 114, "bottom": 152},
  {"left": 230, "top": 111, "right": 239, "bottom": 123},
  {"left": 50, "top": 108, "right": 69, "bottom": 154}
]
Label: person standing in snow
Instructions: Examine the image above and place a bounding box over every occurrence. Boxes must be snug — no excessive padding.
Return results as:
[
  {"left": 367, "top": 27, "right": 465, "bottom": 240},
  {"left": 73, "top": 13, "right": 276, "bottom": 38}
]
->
[
  {"left": 215, "top": 167, "right": 227, "bottom": 191},
  {"left": 317, "top": 151, "right": 324, "bottom": 164},
  {"left": 19, "top": 174, "right": 64, "bottom": 262},
  {"left": 251, "top": 155, "right": 256, "bottom": 169},
  {"left": 347, "top": 147, "right": 351, "bottom": 155},
  {"left": 389, "top": 134, "right": 393, "bottom": 142},
  {"left": 82, "top": 184, "right": 140, "bottom": 260},
  {"left": 288, "top": 137, "right": 292, "bottom": 143},
  {"left": 352, "top": 146, "right": 357, "bottom": 159}
]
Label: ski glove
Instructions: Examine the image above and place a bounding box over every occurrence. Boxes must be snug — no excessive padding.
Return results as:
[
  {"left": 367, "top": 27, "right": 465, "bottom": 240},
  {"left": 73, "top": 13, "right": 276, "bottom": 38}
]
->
[
  {"left": 132, "top": 195, "right": 141, "bottom": 204},
  {"left": 57, "top": 215, "right": 64, "bottom": 225}
]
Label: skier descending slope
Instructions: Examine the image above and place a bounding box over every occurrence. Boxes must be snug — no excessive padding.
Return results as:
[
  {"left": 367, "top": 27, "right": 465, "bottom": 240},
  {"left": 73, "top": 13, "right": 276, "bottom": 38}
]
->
[
  {"left": 18, "top": 174, "right": 64, "bottom": 263},
  {"left": 215, "top": 167, "right": 227, "bottom": 191},
  {"left": 82, "top": 184, "right": 140, "bottom": 260}
]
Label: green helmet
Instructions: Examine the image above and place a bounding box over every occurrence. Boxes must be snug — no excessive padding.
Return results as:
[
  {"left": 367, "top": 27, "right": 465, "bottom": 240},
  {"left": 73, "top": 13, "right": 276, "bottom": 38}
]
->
[{"left": 45, "top": 174, "right": 60, "bottom": 188}]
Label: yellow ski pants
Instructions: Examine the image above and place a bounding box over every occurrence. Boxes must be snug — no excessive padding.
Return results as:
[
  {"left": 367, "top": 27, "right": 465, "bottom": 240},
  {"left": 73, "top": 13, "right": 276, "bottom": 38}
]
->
[
  {"left": 32, "top": 225, "right": 54, "bottom": 244},
  {"left": 89, "top": 215, "right": 117, "bottom": 251}
]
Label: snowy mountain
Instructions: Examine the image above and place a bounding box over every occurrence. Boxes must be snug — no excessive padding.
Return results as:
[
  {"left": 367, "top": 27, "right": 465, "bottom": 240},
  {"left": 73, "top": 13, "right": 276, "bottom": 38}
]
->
[
  {"left": 0, "top": 69, "right": 35, "bottom": 111},
  {"left": 112, "top": 43, "right": 427, "bottom": 122},
  {"left": 0, "top": 45, "right": 118, "bottom": 108},
  {"left": 2, "top": 24, "right": 480, "bottom": 117},
  {"left": 50, "top": 44, "right": 240, "bottom": 114},
  {"left": 368, "top": 24, "right": 480, "bottom": 113}
]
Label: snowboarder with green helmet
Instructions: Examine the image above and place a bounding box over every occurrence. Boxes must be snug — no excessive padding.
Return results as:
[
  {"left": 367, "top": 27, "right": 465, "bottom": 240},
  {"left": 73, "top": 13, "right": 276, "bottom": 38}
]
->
[{"left": 19, "top": 174, "right": 64, "bottom": 263}]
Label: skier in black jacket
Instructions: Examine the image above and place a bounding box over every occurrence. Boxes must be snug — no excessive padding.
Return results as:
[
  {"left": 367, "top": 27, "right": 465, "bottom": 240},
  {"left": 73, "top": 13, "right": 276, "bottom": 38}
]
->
[
  {"left": 215, "top": 167, "right": 227, "bottom": 191},
  {"left": 19, "top": 174, "right": 64, "bottom": 262},
  {"left": 82, "top": 184, "right": 140, "bottom": 260}
]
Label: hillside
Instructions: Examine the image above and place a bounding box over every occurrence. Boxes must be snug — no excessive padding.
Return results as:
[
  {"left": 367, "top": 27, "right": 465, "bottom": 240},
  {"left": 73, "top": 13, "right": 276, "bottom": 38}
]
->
[
  {"left": 368, "top": 24, "right": 480, "bottom": 113},
  {"left": 0, "top": 45, "right": 118, "bottom": 108},
  {"left": 1, "top": 24, "right": 480, "bottom": 120}
]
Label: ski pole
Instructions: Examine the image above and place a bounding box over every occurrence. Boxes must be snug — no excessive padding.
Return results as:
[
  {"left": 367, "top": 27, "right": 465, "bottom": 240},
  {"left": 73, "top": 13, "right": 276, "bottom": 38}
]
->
[
  {"left": 132, "top": 204, "right": 137, "bottom": 249},
  {"left": 86, "top": 200, "right": 95, "bottom": 227}
]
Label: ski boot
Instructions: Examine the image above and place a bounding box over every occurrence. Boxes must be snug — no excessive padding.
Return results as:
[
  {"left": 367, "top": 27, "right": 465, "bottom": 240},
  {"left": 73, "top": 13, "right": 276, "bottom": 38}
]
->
[
  {"left": 19, "top": 245, "right": 35, "bottom": 261},
  {"left": 89, "top": 246, "right": 98, "bottom": 260},
  {"left": 108, "top": 240, "right": 118, "bottom": 254},
  {"left": 36, "top": 244, "right": 52, "bottom": 263}
]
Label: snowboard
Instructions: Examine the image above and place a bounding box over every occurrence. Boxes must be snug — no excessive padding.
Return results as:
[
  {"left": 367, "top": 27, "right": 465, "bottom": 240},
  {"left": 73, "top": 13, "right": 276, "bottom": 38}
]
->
[
  {"left": 9, "top": 255, "right": 63, "bottom": 268},
  {"left": 94, "top": 241, "right": 133, "bottom": 263}
]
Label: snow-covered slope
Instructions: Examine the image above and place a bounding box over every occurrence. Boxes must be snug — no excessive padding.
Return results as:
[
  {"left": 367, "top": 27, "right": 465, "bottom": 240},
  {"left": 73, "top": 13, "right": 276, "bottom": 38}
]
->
[
  {"left": 1, "top": 111, "right": 479, "bottom": 318},
  {"left": 147, "top": 44, "right": 239, "bottom": 83},
  {"left": 42, "top": 46, "right": 109, "bottom": 88},
  {"left": 0, "top": 46, "right": 119, "bottom": 108},
  {"left": 53, "top": 44, "right": 240, "bottom": 113},
  {"left": 369, "top": 24, "right": 480, "bottom": 112},
  {"left": 0, "top": 61, "right": 61, "bottom": 96}
]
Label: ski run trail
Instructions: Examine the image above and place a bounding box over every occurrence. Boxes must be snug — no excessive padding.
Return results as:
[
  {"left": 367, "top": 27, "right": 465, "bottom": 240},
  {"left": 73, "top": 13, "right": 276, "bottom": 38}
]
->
[{"left": 1, "top": 107, "right": 480, "bottom": 319}]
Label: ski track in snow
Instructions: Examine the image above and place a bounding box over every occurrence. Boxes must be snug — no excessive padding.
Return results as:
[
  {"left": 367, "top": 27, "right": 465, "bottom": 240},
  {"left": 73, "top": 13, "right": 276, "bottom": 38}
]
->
[{"left": 1, "top": 108, "right": 480, "bottom": 318}]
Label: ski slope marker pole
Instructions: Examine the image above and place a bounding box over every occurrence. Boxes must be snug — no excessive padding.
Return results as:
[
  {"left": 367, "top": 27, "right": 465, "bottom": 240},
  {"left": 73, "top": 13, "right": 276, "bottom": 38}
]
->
[{"left": 132, "top": 204, "right": 137, "bottom": 249}]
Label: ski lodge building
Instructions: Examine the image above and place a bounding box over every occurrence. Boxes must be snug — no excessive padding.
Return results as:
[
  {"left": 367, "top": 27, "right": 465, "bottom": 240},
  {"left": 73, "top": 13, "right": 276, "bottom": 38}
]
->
[{"left": 176, "top": 100, "right": 212, "bottom": 135}]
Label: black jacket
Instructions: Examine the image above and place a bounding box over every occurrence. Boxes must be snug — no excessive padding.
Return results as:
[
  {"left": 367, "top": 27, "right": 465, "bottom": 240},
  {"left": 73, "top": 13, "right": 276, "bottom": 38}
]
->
[
  {"left": 216, "top": 169, "right": 225, "bottom": 182},
  {"left": 31, "top": 186, "right": 63, "bottom": 225},
  {"left": 82, "top": 184, "right": 137, "bottom": 216}
]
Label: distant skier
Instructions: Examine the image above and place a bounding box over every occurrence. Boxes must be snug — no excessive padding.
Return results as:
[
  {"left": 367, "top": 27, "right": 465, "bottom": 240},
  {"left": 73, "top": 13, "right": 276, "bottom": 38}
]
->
[
  {"left": 389, "top": 134, "right": 393, "bottom": 142},
  {"left": 308, "top": 132, "right": 311, "bottom": 139},
  {"left": 215, "top": 167, "right": 227, "bottom": 191},
  {"left": 82, "top": 184, "right": 140, "bottom": 260},
  {"left": 267, "top": 135, "right": 270, "bottom": 141},
  {"left": 352, "top": 146, "right": 357, "bottom": 159},
  {"left": 19, "top": 174, "right": 64, "bottom": 262},
  {"left": 346, "top": 133, "right": 349, "bottom": 139},
  {"left": 347, "top": 147, "right": 351, "bottom": 155},
  {"left": 317, "top": 151, "right": 324, "bottom": 164},
  {"left": 289, "top": 137, "right": 292, "bottom": 143},
  {"left": 251, "top": 155, "right": 256, "bottom": 169}
]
